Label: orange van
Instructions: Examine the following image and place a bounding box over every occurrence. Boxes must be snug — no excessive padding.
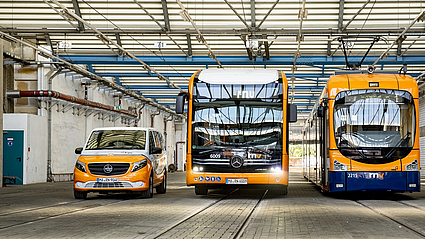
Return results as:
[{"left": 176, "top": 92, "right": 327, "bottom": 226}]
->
[{"left": 73, "top": 127, "right": 167, "bottom": 199}]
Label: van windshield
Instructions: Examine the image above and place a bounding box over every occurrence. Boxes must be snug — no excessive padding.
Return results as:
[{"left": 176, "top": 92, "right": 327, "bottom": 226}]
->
[{"left": 85, "top": 130, "right": 146, "bottom": 150}]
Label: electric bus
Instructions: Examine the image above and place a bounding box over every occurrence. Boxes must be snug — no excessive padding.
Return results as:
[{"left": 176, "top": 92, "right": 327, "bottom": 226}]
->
[
  {"left": 176, "top": 69, "right": 297, "bottom": 195},
  {"left": 302, "top": 71, "right": 420, "bottom": 193}
]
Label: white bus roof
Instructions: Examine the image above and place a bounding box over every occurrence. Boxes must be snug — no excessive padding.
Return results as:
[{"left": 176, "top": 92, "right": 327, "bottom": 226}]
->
[
  {"left": 198, "top": 69, "right": 279, "bottom": 85},
  {"left": 90, "top": 127, "right": 154, "bottom": 132}
]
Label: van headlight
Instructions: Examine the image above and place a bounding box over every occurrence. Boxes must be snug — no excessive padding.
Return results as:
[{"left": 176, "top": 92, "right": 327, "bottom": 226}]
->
[
  {"left": 131, "top": 159, "right": 147, "bottom": 172},
  {"left": 405, "top": 159, "right": 418, "bottom": 171},
  {"left": 75, "top": 160, "right": 87, "bottom": 173},
  {"left": 333, "top": 160, "right": 347, "bottom": 171}
]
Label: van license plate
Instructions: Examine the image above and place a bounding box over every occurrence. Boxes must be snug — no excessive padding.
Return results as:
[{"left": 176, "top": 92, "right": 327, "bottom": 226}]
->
[
  {"left": 226, "top": 179, "right": 247, "bottom": 184},
  {"left": 97, "top": 178, "right": 119, "bottom": 182}
]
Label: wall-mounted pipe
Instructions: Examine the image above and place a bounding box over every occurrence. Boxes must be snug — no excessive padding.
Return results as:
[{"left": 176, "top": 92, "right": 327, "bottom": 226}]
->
[{"left": 7, "top": 90, "right": 138, "bottom": 118}]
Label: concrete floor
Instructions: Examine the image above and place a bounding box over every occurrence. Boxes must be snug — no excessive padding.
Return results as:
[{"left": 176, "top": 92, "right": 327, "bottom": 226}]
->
[{"left": 1, "top": 169, "right": 425, "bottom": 239}]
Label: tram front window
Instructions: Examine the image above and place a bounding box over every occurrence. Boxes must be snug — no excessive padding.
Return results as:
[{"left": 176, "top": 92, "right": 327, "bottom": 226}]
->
[{"left": 334, "top": 89, "right": 415, "bottom": 164}]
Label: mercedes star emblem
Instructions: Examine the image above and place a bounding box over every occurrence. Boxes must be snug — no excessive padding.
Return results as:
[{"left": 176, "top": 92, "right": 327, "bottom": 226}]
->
[
  {"left": 103, "top": 164, "right": 113, "bottom": 173},
  {"left": 230, "top": 156, "right": 244, "bottom": 169}
]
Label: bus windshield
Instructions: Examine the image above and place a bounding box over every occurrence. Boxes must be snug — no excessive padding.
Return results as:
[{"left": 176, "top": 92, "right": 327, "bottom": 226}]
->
[
  {"left": 85, "top": 130, "right": 146, "bottom": 150},
  {"left": 334, "top": 89, "right": 415, "bottom": 163},
  {"left": 192, "top": 82, "right": 283, "bottom": 173}
]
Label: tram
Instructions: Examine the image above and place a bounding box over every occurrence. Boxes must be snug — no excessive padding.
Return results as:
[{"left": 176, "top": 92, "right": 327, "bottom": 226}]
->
[
  {"left": 302, "top": 71, "right": 420, "bottom": 192},
  {"left": 175, "top": 69, "right": 297, "bottom": 195}
]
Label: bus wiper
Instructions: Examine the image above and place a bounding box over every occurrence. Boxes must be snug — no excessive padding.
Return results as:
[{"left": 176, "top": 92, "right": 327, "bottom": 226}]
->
[
  {"left": 384, "top": 132, "right": 411, "bottom": 158},
  {"left": 249, "top": 146, "right": 273, "bottom": 155},
  {"left": 339, "top": 135, "right": 367, "bottom": 160}
]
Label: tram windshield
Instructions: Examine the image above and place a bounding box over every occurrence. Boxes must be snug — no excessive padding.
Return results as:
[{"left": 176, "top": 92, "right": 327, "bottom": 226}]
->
[
  {"left": 191, "top": 82, "right": 283, "bottom": 173},
  {"left": 334, "top": 89, "right": 415, "bottom": 163}
]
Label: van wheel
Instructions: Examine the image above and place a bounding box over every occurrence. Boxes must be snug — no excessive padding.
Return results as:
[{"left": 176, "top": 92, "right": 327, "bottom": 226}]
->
[
  {"left": 74, "top": 190, "right": 87, "bottom": 199},
  {"left": 156, "top": 171, "right": 167, "bottom": 194},
  {"left": 195, "top": 186, "right": 208, "bottom": 195},
  {"left": 141, "top": 173, "right": 153, "bottom": 198},
  {"left": 276, "top": 185, "right": 288, "bottom": 195}
]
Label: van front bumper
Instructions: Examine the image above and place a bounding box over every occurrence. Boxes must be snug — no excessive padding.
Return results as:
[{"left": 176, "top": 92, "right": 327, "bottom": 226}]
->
[{"left": 74, "top": 180, "right": 146, "bottom": 191}]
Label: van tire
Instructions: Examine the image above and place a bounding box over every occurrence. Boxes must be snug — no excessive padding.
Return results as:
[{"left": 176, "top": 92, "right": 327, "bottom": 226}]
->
[
  {"left": 141, "top": 173, "right": 153, "bottom": 198},
  {"left": 156, "top": 170, "right": 167, "bottom": 194},
  {"left": 195, "top": 186, "right": 208, "bottom": 195},
  {"left": 74, "top": 190, "right": 87, "bottom": 199}
]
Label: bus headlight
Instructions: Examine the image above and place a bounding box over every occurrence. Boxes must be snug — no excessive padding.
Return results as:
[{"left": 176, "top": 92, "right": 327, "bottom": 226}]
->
[
  {"left": 131, "top": 159, "right": 147, "bottom": 172},
  {"left": 271, "top": 167, "right": 282, "bottom": 172},
  {"left": 193, "top": 166, "right": 203, "bottom": 172},
  {"left": 405, "top": 159, "right": 418, "bottom": 171},
  {"left": 75, "top": 160, "right": 87, "bottom": 173},
  {"left": 333, "top": 160, "right": 347, "bottom": 171}
]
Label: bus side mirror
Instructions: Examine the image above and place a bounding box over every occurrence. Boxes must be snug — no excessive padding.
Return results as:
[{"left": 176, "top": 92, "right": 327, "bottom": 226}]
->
[
  {"left": 176, "top": 93, "right": 188, "bottom": 114},
  {"left": 288, "top": 103, "right": 297, "bottom": 123},
  {"left": 75, "top": 147, "right": 83, "bottom": 154}
]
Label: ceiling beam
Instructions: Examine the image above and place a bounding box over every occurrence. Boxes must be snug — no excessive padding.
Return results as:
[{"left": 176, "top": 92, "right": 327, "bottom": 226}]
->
[
  {"left": 186, "top": 34, "right": 192, "bottom": 57},
  {"left": 64, "top": 55, "right": 425, "bottom": 66},
  {"left": 338, "top": 0, "right": 344, "bottom": 32},
  {"left": 115, "top": 33, "right": 123, "bottom": 57},
  {"left": 161, "top": 0, "right": 170, "bottom": 31},
  {"left": 71, "top": 0, "right": 85, "bottom": 32},
  {"left": 4, "top": 28, "right": 425, "bottom": 36},
  {"left": 251, "top": 0, "right": 256, "bottom": 28}
]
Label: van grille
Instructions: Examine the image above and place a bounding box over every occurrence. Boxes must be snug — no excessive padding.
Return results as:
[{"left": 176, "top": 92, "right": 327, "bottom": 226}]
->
[
  {"left": 88, "top": 163, "right": 130, "bottom": 176},
  {"left": 85, "top": 182, "right": 133, "bottom": 188}
]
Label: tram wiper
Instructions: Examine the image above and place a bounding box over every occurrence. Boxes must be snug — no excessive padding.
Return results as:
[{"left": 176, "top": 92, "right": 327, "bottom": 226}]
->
[
  {"left": 384, "top": 132, "right": 411, "bottom": 159},
  {"left": 339, "top": 135, "right": 367, "bottom": 160}
]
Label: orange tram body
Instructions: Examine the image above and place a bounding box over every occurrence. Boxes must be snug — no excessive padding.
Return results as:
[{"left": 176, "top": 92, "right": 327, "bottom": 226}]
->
[
  {"left": 176, "top": 69, "right": 297, "bottom": 195},
  {"left": 302, "top": 72, "right": 420, "bottom": 193}
]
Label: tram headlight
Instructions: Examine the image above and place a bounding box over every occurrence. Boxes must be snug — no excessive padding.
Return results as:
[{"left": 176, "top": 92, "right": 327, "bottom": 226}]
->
[
  {"left": 405, "top": 159, "right": 418, "bottom": 171},
  {"left": 333, "top": 160, "right": 347, "bottom": 171}
]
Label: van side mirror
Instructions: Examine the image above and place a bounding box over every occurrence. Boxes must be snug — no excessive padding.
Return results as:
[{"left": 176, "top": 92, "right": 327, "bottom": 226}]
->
[
  {"left": 151, "top": 147, "right": 163, "bottom": 154},
  {"left": 176, "top": 93, "right": 189, "bottom": 114},
  {"left": 75, "top": 147, "right": 83, "bottom": 154},
  {"left": 288, "top": 103, "right": 297, "bottom": 123}
]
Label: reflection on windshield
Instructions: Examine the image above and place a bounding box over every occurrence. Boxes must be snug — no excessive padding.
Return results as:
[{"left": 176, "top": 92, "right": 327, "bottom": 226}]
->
[
  {"left": 334, "top": 89, "right": 415, "bottom": 163},
  {"left": 85, "top": 130, "right": 146, "bottom": 150}
]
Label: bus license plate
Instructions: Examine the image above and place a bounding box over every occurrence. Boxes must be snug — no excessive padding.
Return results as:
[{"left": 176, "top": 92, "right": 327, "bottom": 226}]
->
[
  {"left": 226, "top": 178, "right": 247, "bottom": 184},
  {"left": 97, "top": 178, "right": 119, "bottom": 182}
]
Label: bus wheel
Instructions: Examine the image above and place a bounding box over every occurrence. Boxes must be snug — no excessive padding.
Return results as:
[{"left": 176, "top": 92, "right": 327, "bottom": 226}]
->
[
  {"left": 156, "top": 170, "right": 167, "bottom": 194},
  {"left": 195, "top": 186, "right": 208, "bottom": 195},
  {"left": 141, "top": 173, "right": 153, "bottom": 198},
  {"left": 74, "top": 190, "right": 87, "bottom": 199},
  {"left": 276, "top": 185, "right": 288, "bottom": 195}
]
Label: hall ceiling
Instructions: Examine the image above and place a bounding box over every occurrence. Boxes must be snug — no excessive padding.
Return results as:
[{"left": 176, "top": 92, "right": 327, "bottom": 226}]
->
[{"left": 1, "top": 0, "right": 425, "bottom": 116}]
